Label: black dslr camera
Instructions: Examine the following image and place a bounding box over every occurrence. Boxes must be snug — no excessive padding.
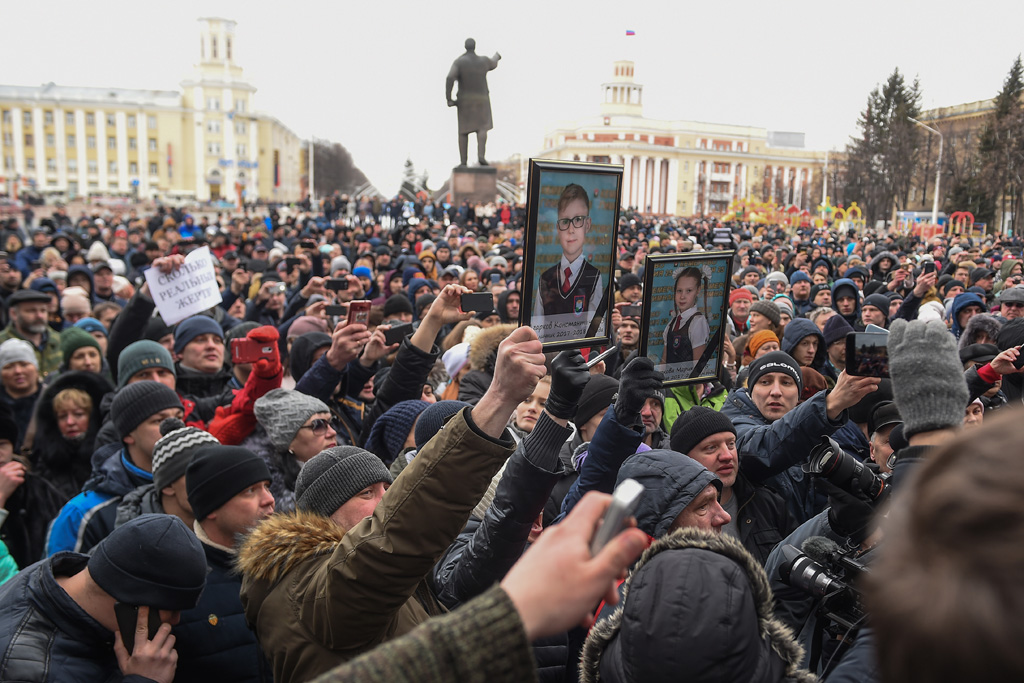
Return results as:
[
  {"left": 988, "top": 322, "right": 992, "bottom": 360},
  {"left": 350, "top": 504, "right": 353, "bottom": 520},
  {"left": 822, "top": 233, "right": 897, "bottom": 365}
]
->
[{"left": 804, "top": 436, "right": 890, "bottom": 505}]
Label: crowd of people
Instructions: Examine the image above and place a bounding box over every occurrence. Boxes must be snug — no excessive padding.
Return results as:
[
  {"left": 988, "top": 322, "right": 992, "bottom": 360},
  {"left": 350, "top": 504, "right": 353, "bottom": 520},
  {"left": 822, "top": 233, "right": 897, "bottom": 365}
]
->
[{"left": 0, "top": 197, "right": 1022, "bottom": 683}]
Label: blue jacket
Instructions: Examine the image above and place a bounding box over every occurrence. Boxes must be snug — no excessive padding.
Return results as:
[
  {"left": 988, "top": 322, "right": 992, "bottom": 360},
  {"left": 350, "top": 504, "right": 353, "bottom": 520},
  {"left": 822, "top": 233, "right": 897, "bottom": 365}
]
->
[
  {"left": 950, "top": 292, "right": 986, "bottom": 338},
  {"left": 721, "top": 388, "right": 846, "bottom": 523},
  {"left": 45, "top": 444, "right": 152, "bottom": 555},
  {"left": 13, "top": 244, "right": 44, "bottom": 277},
  {"left": 0, "top": 552, "right": 154, "bottom": 682}
]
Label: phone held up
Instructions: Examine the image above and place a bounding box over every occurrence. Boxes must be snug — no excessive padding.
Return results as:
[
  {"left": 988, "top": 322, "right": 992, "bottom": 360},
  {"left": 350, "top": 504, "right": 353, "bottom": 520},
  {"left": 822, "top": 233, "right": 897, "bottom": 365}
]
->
[
  {"left": 347, "top": 300, "right": 371, "bottom": 326},
  {"left": 590, "top": 478, "right": 644, "bottom": 555},
  {"left": 113, "top": 602, "right": 162, "bottom": 655},
  {"left": 846, "top": 331, "right": 890, "bottom": 378},
  {"left": 230, "top": 338, "right": 275, "bottom": 364}
]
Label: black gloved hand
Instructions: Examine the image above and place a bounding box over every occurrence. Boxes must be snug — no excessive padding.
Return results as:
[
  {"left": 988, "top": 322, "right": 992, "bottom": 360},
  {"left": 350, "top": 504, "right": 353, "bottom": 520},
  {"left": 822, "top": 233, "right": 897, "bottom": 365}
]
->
[
  {"left": 822, "top": 480, "right": 875, "bottom": 545},
  {"left": 614, "top": 356, "right": 664, "bottom": 425},
  {"left": 544, "top": 350, "right": 590, "bottom": 420}
]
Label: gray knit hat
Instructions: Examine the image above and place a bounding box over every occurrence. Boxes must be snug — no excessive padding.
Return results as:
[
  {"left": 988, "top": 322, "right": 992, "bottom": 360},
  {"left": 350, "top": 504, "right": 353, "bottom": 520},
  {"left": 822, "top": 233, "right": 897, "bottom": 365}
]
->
[
  {"left": 748, "top": 300, "right": 781, "bottom": 327},
  {"left": 118, "top": 340, "right": 175, "bottom": 389},
  {"left": 254, "top": 388, "right": 330, "bottom": 451},
  {"left": 152, "top": 417, "right": 220, "bottom": 491},
  {"left": 295, "top": 445, "right": 394, "bottom": 517},
  {"left": 0, "top": 339, "right": 37, "bottom": 370}
]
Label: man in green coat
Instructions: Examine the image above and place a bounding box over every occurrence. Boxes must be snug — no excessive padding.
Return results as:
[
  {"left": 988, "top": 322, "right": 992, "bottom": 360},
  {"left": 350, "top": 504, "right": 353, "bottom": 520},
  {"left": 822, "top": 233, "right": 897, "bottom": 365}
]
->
[{"left": 0, "top": 289, "right": 62, "bottom": 377}]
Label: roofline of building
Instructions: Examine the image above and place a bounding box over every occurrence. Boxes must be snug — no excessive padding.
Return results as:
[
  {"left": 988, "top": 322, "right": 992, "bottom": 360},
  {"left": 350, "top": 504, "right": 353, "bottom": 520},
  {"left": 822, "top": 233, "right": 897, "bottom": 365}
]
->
[{"left": 540, "top": 141, "right": 825, "bottom": 163}]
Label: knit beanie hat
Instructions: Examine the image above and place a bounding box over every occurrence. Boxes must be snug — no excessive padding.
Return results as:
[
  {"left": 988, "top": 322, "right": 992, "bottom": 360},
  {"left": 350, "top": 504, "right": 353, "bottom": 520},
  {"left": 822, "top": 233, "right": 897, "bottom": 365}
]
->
[
  {"left": 295, "top": 445, "right": 394, "bottom": 517},
  {"left": 0, "top": 339, "right": 37, "bottom": 370},
  {"left": 87, "top": 514, "right": 206, "bottom": 610},
  {"left": 364, "top": 399, "right": 431, "bottom": 464},
  {"left": 286, "top": 315, "right": 329, "bottom": 339},
  {"left": 729, "top": 288, "right": 753, "bottom": 306},
  {"left": 152, "top": 417, "right": 220, "bottom": 491},
  {"left": 889, "top": 319, "right": 969, "bottom": 438},
  {"left": 771, "top": 294, "right": 795, "bottom": 318},
  {"left": 748, "top": 300, "right": 781, "bottom": 327},
  {"left": 822, "top": 314, "right": 855, "bottom": 347},
  {"left": 112, "top": 381, "right": 184, "bottom": 439},
  {"left": 383, "top": 293, "right": 414, "bottom": 318},
  {"left": 746, "top": 351, "right": 803, "bottom": 395},
  {"left": 74, "top": 317, "right": 108, "bottom": 337},
  {"left": 618, "top": 273, "right": 642, "bottom": 293},
  {"left": 669, "top": 406, "right": 736, "bottom": 456},
  {"left": 224, "top": 321, "right": 259, "bottom": 344},
  {"left": 118, "top": 340, "right": 175, "bottom": 389},
  {"left": 61, "top": 292, "right": 91, "bottom": 315},
  {"left": 575, "top": 375, "right": 620, "bottom": 429},
  {"left": 143, "top": 316, "right": 174, "bottom": 343},
  {"left": 174, "top": 316, "right": 224, "bottom": 354},
  {"left": 186, "top": 445, "right": 272, "bottom": 520},
  {"left": 60, "top": 327, "right": 100, "bottom": 365},
  {"left": 862, "top": 293, "right": 891, "bottom": 318},
  {"left": 253, "top": 388, "right": 329, "bottom": 451},
  {"left": 414, "top": 400, "right": 469, "bottom": 450},
  {"left": 443, "top": 342, "right": 471, "bottom": 378},
  {"left": 789, "top": 271, "right": 812, "bottom": 286},
  {"left": 746, "top": 330, "right": 780, "bottom": 358}
]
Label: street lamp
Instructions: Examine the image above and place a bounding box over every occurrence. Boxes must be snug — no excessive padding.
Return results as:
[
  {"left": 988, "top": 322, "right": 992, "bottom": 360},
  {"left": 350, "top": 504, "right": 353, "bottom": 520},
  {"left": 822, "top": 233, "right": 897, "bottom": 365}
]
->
[{"left": 909, "top": 117, "right": 943, "bottom": 227}]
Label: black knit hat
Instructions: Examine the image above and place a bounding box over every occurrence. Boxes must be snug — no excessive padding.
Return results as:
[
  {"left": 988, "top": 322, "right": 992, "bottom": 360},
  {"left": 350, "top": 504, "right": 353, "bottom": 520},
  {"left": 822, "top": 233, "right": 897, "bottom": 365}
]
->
[
  {"left": 618, "top": 273, "right": 642, "bottom": 293},
  {"left": 669, "top": 407, "right": 736, "bottom": 456},
  {"left": 186, "top": 445, "right": 272, "bottom": 521},
  {"left": 295, "top": 445, "right": 394, "bottom": 517},
  {"left": 383, "top": 293, "right": 414, "bottom": 318},
  {"left": 822, "top": 315, "right": 854, "bottom": 348},
  {"left": 575, "top": 375, "right": 620, "bottom": 429},
  {"left": 862, "top": 293, "right": 890, "bottom": 318},
  {"left": 414, "top": 400, "right": 469, "bottom": 450},
  {"left": 112, "top": 381, "right": 183, "bottom": 439},
  {"left": 87, "top": 514, "right": 206, "bottom": 610},
  {"left": 746, "top": 351, "right": 803, "bottom": 395}
]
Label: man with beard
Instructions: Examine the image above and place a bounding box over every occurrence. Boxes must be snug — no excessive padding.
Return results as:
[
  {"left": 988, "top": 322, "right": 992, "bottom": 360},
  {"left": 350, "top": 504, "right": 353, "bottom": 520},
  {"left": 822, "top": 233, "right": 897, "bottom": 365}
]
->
[{"left": 0, "top": 289, "right": 62, "bottom": 376}]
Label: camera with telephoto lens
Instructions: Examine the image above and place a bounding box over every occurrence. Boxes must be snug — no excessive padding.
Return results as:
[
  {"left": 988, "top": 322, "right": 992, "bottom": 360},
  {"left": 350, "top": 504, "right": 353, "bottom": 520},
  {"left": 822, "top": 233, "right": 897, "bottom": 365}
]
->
[
  {"left": 804, "top": 436, "right": 890, "bottom": 505},
  {"left": 778, "top": 538, "right": 868, "bottom": 636}
]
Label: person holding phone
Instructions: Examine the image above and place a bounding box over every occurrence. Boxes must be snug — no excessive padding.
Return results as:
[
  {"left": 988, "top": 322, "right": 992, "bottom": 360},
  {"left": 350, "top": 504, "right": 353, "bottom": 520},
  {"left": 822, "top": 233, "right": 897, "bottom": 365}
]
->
[{"left": 0, "top": 514, "right": 207, "bottom": 683}]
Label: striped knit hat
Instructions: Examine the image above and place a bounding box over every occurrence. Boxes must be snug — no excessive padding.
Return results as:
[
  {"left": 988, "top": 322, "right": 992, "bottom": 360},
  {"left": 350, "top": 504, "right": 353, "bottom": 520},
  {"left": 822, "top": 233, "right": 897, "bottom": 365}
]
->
[{"left": 152, "top": 418, "right": 220, "bottom": 491}]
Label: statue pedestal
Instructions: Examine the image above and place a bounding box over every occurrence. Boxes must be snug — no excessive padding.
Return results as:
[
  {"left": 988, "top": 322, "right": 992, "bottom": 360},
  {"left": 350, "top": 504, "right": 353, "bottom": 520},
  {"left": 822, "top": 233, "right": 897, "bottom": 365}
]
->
[{"left": 451, "top": 166, "right": 498, "bottom": 205}]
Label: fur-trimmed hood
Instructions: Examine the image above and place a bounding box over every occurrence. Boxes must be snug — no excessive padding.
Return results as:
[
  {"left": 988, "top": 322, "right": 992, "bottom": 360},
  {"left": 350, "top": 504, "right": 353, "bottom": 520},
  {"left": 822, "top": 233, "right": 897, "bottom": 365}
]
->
[
  {"left": 468, "top": 323, "right": 516, "bottom": 372},
  {"left": 958, "top": 313, "right": 1003, "bottom": 350},
  {"left": 868, "top": 250, "right": 899, "bottom": 278},
  {"left": 580, "top": 527, "right": 816, "bottom": 683},
  {"left": 236, "top": 509, "right": 346, "bottom": 586}
]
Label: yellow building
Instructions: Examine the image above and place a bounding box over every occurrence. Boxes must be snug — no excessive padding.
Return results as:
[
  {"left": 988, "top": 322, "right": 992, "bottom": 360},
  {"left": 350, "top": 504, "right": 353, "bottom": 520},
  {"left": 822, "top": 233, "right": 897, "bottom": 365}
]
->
[
  {"left": 541, "top": 61, "right": 826, "bottom": 217},
  {"left": 0, "top": 17, "right": 302, "bottom": 204}
]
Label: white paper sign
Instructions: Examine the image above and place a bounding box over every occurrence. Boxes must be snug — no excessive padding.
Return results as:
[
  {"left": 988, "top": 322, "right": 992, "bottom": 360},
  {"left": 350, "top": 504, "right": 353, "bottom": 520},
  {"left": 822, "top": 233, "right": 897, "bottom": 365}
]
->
[{"left": 145, "top": 246, "right": 223, "bottom": 325}]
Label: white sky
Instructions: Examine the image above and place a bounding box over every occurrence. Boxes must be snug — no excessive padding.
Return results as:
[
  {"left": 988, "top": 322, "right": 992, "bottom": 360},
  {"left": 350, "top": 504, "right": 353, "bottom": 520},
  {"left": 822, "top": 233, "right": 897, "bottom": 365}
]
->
[{"left": 3, "top": 0, "right": 1021, "bottom": 196}]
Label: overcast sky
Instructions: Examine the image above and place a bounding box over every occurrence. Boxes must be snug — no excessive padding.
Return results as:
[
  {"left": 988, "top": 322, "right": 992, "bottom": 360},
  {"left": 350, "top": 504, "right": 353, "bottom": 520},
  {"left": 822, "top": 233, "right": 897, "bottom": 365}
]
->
[{"left": 3, "top": 0, "right": 1021, "bottom": 195}]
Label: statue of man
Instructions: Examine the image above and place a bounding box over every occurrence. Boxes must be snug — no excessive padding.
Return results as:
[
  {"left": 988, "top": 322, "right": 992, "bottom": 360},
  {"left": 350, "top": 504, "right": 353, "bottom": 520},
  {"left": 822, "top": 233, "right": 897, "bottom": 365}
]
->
[{"left": 446, "top": 38, "right": 501, "bottom": 167}]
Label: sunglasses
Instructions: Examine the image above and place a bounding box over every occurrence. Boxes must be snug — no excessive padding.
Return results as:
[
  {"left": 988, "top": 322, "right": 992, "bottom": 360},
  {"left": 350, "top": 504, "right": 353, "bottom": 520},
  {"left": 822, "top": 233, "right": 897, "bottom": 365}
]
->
[{"left": 298, "top": 418, "right": 332, "bottom": 436}]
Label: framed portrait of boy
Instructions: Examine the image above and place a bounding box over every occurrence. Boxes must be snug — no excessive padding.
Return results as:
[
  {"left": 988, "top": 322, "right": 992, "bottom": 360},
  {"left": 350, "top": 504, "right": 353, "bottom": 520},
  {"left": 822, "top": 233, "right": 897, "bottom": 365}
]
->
[
  {"left": 519, "top": 159, "right": 622, "bottom": 350},
  {"left": 638, "top": 251, "right": 735, "bottom": 386}
]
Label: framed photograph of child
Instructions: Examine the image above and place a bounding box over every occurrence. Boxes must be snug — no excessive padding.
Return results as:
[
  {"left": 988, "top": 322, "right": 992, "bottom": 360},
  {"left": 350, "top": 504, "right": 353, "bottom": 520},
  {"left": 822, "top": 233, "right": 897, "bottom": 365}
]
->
[
  {"left": 519, "top": 159, "right": 622, "bottom": 350},
  {"left": 638, "top": 251, "right": 735, "bottom": 386}
]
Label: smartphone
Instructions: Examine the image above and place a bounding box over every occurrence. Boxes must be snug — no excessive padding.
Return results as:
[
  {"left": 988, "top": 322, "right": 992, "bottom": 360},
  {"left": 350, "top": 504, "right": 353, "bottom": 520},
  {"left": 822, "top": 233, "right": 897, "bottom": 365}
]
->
[
  {"left": 490, "top": 273, "right": 501, "bottom": 284},
  {"left": 114, "top": 602, "right": 162, "bottom": 655},
  {"left": 230, "top": 337, "right": 276, "bottom": 364},
  {"left": 590, "top": 478, "right": 644, "bottom": 555},
  {"left": 324, "top": 304, "right": 347, "bottom": 317},
  {"left": 285, "top": 257, "right": 301, "bottom": 269},
  {"left": 620, "top": 305, "right": 642, "bottom": 319},
  {"left": 301, "top": 240, "right": 317, "bottom": 250},
  {"left": 586, "top": 345, "right": 619, "bottom": 369},
  {"left": 237, "top": 263, "right": 248, "bottom": 272},
  {"left": 347, "top": 300, "right": 371, "bottom": 326},
  {"left": 325, "top": 278, "right": 349, "bottom": 291},
  {"left": 384, "top": 322, "right": 413, "bottom": 345},
  {"left": 460, "top": 292, "right": 494, "bottom": 313},
  {"left": 1013, "top": 345, "right": 1024, "bottom": 370},
  {"left": 922, "top": 261, "right": 936, "bottom": 275},
  {"left": 846, "top": 331, "right": 890, "bottom": 378}
]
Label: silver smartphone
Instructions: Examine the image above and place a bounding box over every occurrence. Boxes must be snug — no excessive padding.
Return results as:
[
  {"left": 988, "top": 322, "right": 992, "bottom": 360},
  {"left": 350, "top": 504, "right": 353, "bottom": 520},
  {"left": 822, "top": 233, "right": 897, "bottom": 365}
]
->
[{"left": 590, "top": 478, "right": 644, "bottom": 555}]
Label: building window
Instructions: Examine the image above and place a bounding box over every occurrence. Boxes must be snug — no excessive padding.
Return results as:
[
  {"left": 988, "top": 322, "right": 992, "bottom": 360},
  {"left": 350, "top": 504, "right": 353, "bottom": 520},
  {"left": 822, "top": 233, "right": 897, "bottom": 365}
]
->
[
  {"left": 127, "top": 115, "right": 136, "bottom": 129},
  {"left": 109, "top": 181, "right": 118, "bottom": 189},
  {"left": 68, "top": 158, "right": 78, "bottom": 172},
  {"left": 108, "top": 136, "right": 116, "bottom": 149},
  {"left": 1, "top": 110, "right": 10, "bottom": 124},
  {"left": 129, "top": 137, "right": 137, "bottom": 150},
  {"left": 47, "top": 158, "right": 56, "bottom": 172},
  {"left": 207, "top": 142, "right": 221, "bottom": 155},
  {"left": 89, "top": 181, "right": 98, "bottom": 189},
  {"left": 211, "top": 37, "right": 218, "bottom": 59},
  {"left": 46, "top": 134, "right": 54, "bottom": 147},
  {"left": 236, "top": 143, "right": 246, "bottom": 156},
  {"left": 3, "top": 156, "right": 12, "bottom": 170},
  {"left": 88, "top": 159, "right": 98, "bottom": 173},
  {"left": 235, "top": 121, "right": 246, "bottom": 135},
  {"left": 235, "top": 100, "right": 245, "bottom": 113},
  {"left": 65, "top": 112, "right": 75, "bottom": 126},
  {"left": 109, "top": 161, "right": 118, "bottom": 174},
  {"left": 26, "top": 157, "right": 35, "bottom": 170},
  {"left": 147, "top": 115, "right": 156, "bottom": 129},
  {"left": 25, "top": 133, "right": 33, "bottom": 146},
  {"left": 148, "top": 138, "right": 157, "bottom": 151},
  {"left": 87, "top": 135, "right": 96, "bottom": 149},
  {"left": 226, "top": 37, "right": 232, "bottom": 60},
  {"left": 67, "top": 134, "right": 76, "bottom": 148},
  {"left": 129, "top": 162, "right": 138, "bottom": 175},
  {"left": 149, "top": 162, "right": 158, "bottom": 176},
  {"left": 23, "top": 111, "right": 32, "bottom": 126},
  {"left": 44, "top": 111, "right": 53, "bottom": 125},
  {"left": 207, "top": 98, "right": 221, "bottom": 111},
  {"left": 86, "top": 113, "right": 95, "bottom": 126},
  {"left": 207, "top": 119, "right": 221, "bottom": 133},
  {"left": 107, "top": 114, "right": 116, "bottom": 127},
  {"left": 2, "top": 133, "right": 10, "bottom": 146}
]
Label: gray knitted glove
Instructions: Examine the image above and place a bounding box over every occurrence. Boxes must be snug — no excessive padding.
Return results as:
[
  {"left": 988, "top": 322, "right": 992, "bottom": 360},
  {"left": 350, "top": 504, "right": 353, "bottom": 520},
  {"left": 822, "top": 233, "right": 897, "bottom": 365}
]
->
[{"left": 888, "top": 319, "right": 969, "bottom": 437}]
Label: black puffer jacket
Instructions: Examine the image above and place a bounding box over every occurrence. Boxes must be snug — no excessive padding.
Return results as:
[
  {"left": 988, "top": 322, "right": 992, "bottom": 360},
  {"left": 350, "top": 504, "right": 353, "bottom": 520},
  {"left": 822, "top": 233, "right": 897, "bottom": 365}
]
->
[
  {"left": 580, "top": 528, "right": 817, "bottom": 683},
  {"left": 731, "top": 472, "right": 796, "bottom": 565},
  {"left": 0, "top": 459, "right": 64, "bottom": 568}
]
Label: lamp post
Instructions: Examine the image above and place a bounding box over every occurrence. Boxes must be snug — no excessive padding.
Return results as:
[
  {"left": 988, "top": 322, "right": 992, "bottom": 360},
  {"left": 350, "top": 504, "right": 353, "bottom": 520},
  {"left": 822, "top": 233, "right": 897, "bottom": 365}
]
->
[{"left": 909, "top": 117, "right": 943, "bottom": 227}]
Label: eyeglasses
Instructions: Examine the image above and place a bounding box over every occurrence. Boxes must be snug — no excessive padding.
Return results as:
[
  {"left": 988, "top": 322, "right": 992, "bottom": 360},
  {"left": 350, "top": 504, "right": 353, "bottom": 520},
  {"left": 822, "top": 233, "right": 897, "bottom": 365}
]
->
[
  {"left": 299, "top": 418, "right": 332, "bottom": 436},
  {"left": 556, "top": 215, "right": 588, "bottom": 231},
  {"left": 1004, "top": 302, "right": 1024, "bottom": 309}
]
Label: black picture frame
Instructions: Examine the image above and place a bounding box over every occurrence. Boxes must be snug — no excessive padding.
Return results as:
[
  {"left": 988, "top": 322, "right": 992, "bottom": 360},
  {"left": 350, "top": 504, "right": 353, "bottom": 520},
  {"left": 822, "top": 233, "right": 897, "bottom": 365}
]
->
[
  {"left": 638, "top": 251, "right": 735, "bottom": 386},
  {"left": 519, "top": 158, "right": 623, "bottom": 350}
]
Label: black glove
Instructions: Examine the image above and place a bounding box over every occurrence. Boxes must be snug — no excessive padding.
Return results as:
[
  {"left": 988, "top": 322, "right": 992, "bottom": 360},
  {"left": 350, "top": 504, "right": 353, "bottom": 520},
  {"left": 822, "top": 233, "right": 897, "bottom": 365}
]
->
[
  {"left": 822, "top": 480, "right": 875, "bottom": 545},
  {"left": 545, "top": 350, "right": 590, "bottom": 420},
  {"left": 614, "top": 356, "right": 664, "bottom": 425}
]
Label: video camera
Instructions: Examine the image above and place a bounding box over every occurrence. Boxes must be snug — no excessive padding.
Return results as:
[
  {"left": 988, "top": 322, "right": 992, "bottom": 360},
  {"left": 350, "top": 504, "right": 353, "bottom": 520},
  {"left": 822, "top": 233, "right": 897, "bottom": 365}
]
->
[{"left": 778, "top": 536, "right": 868, "bottom": 635}]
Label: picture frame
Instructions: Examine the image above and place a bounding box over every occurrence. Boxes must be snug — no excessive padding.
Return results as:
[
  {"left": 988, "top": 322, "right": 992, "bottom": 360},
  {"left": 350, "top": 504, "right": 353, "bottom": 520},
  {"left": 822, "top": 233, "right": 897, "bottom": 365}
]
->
[
  {"left": 638, "top": 251, "right": 735, "bottom": 386},
  {"left": 519, "top": 159, "right": 622, "bottom": 350}
]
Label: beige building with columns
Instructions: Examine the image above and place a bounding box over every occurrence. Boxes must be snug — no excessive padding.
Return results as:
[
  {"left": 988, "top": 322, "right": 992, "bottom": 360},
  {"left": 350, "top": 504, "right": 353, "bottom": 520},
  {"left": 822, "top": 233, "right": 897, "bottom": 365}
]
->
[
  {"left": 0, "top": 17, "right": 302, "bottom": 204},
  {"left": 541, "top": 61, "right": 826, "bottom": 217}
]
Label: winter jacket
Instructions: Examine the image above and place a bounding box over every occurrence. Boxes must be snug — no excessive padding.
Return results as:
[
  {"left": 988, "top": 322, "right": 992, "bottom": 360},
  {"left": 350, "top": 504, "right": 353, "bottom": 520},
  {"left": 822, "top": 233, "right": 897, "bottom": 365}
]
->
[
  {"left": 236, "top": 407, "right": 516, "bottom": 683},
  {"left": 113, "top": 483, "right": 164, "bottom": 528},
  {"left": 173, "top": 525, "right": 272, "bottom": 683},
  {"left": 308, "top": 585, "right": 536, "bottom": 683},
  {"left": 721, "top": 388, "right": 846, "bottom": 524},
  {"left": 45, "top": 443, "right": 152, "bottom": 555},
  {"left": 175, "top": 362, "right": 235, "bottom": 401},
  {"left": 730, "top": 472, "right": 796, "bottom": 566},
  {"left": 30, "top": 371, "right": 114, "bottom": 502},
  {"left": 543, "top": 427, "right": 585, "bottom": 526},
  {"left": 294, "top": 352, "right": 375, "bottom": 447},
  {"left": 458, "top": 324, "right": 515, "bottom": 406},
  {"left": 782, "top": 318, "right": 827, "bottom": 372},
  {"left": 240, "top": 426, "right": 297, "bottom": 513},
  {"left": 0, "top": 384, "right": 40, "bottom": 451},
  {"left": 0, "top": 552, "right": 156, "bottom": 682},
  {"left": 0, "top": 541, "right": 16, "bottom": 585},
  {"left": 661, "top": 382, "right": 728, "bottom": 432},
  {"left": 0, "top": 462, "right": 64, "bottom": 568},
  {"left": 106, "top": 288, "right": 158, "bottom": 385},
  {"left": 580, "top": 528, "right": 816, "bottom": 683}
]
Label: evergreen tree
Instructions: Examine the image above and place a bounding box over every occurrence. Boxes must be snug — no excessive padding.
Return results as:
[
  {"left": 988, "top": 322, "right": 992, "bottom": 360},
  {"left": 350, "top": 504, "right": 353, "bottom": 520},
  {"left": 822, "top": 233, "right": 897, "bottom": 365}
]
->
[{"left": 980, "top": 56, "right": 1024, "bottom": 234}]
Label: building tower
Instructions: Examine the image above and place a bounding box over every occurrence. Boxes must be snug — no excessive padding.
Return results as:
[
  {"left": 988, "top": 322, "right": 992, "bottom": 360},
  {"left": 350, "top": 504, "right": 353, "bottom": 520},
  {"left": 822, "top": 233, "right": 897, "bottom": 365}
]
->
[{"left": 600, "top": 61, "right": 643, "bottom": 118}]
